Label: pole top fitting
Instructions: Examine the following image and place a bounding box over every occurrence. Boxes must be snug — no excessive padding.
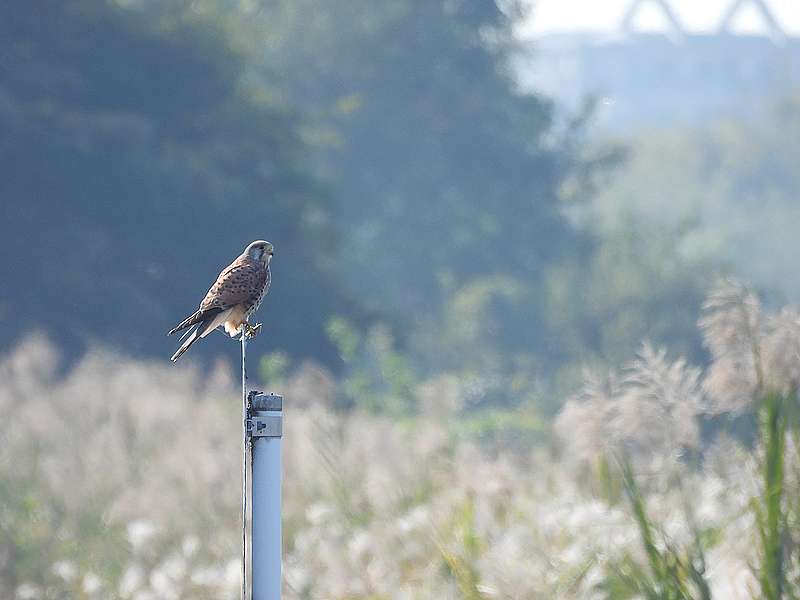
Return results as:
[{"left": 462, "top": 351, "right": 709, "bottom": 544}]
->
[{"left": 250, "top": 392, "right": 283, "bottom": 412}]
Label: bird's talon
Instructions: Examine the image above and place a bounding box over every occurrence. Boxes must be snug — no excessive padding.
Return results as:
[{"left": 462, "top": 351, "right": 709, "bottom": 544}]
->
[{"left": 244, "top": 322, "right": 262, "bottom": 339}]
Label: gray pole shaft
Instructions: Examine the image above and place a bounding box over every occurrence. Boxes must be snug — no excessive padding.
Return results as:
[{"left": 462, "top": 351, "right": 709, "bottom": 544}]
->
[
  {"left": 241, "top": 333, "right": 249, "bottom": 600},
  {"left": 250, "top": 399, "right": 283, "bottom": 600}
]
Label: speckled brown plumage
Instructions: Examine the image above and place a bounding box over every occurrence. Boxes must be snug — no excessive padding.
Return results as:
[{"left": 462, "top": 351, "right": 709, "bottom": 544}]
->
[{"left": 200, "top": 258, "right": 270, "bottom": 317}]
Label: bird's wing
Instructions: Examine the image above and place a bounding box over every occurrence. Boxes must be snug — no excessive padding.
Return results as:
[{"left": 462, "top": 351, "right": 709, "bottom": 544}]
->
[
  {"left": 167, "top": 257, "right": 250, "bottom": 336},
  {"left": 199, "top": 258, "right": 267, "bottom": 312}
]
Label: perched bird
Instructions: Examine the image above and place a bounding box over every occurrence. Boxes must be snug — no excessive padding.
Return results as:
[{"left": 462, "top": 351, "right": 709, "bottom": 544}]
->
[{"left": 168, "top": 240, "right": 273, "bottom": 361}]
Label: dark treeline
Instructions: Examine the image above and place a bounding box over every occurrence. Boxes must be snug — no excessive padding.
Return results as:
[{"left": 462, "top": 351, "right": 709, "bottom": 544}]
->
[{"left": 0, "top": 0, "right": 348, "bottom": 363}]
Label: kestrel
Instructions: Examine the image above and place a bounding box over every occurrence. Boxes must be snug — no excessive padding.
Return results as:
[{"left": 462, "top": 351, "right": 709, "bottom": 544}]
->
[{"left": 168, "top": 240, "right": 273, "bottom": 361}]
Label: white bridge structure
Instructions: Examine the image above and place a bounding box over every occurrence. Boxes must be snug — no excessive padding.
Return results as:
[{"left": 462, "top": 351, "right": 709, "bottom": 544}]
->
[{"left": 516, "top": 0, "right": 800, "bottom": 131}]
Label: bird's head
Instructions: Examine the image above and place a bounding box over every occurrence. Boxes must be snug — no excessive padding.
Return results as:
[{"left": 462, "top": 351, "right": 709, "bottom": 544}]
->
[{"left": 245, "top": 240, "right": 274, "bottom": 265}]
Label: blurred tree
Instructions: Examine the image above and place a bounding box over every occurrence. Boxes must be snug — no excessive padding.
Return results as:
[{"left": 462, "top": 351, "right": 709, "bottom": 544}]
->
[
  {"left": 0, "top": 0, "right": 351, "bottom": 363},
  {"left": 558, "top": 94, "right": 800, "bottom": 376},
  {"left": 261, "top": 0, "right": 585, "bottom": 320},
  {"left": 249, "top": 0, "right": 600, "bottom": 402}
]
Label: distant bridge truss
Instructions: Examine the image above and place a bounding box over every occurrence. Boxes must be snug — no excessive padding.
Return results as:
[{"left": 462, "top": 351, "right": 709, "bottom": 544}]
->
[{"left": 517, "top": 0, "right": 800, "bottom": 131}]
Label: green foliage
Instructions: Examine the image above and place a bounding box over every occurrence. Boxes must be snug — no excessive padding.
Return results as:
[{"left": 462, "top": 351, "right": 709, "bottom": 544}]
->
[
  {"left": 434, "top": 492, "right": 486, "bottom": 600},
  {"left": 258, "top": 351, "right": 291, "bottom": 385},
  {"left": 546, "top": 221, "right": 712, "bottom": 371},
  {"left": 326, "top": 317, "right": 361, "bottom": 364},
  {"left": 604, "top": 387, "right": 800, "bottom": 600},
  {"left": 604, "top": 459, "right": 713, "bottom": 600},
  {"left": 569, "top": 96, "right": 800, "bottom": 371},
  {"left": 593, "top": 453, "right": 625, "bottom": 506},
  {"left": 412, "top": 276, "right": 553, "bottom": 412},
  {"left": 754, "top": 391, "right": 792, "bottom": 600},
  {"left": 0, "top": 430, "right": 132, "bottom": 596},
  {"left": 454, "top": 408, "right": 546, "bottom": 448},
  {"left": 327, "top": 318, "right": 417, "bottom": 415},
  {"left": 417, "top": 276, "right": 526, "bottom": 372}
]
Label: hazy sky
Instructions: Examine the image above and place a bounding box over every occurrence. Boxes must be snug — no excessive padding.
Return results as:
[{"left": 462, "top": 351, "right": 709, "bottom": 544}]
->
[{"left": 517, "top": 0, "right": 800, "bottom": 38}]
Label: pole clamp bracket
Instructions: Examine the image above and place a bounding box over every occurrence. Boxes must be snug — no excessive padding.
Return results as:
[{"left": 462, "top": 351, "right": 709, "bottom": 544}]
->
[{"left": 247, "top": 415, "right": 283, "bottom": 438}]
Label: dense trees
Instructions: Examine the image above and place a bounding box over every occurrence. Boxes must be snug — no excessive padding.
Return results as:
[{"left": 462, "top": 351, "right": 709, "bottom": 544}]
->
[{"left": 0, "top": 0, "right": 347, "bottom": 362}]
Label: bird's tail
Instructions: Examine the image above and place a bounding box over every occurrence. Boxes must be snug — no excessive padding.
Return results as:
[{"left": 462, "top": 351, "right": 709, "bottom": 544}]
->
[
  {"left": 170, "top": 327, "right": 201, "bottom": 361},
  {"left": 167, "top": 309, "right": 212, "bottom": 336},
  {"left": 167, "top": 308, "right": 222, "bottom": 335},
  {"left": 169, "top": 309, "right": 229, "bottom": 361}
]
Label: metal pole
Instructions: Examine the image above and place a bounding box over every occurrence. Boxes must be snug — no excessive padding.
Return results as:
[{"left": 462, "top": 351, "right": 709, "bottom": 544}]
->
[
  {"left": 249, "top": 393, "right": 283, "bottom": 600},
  {"left": 241, "top": 332, "right": 250, "bottom": 600}
]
